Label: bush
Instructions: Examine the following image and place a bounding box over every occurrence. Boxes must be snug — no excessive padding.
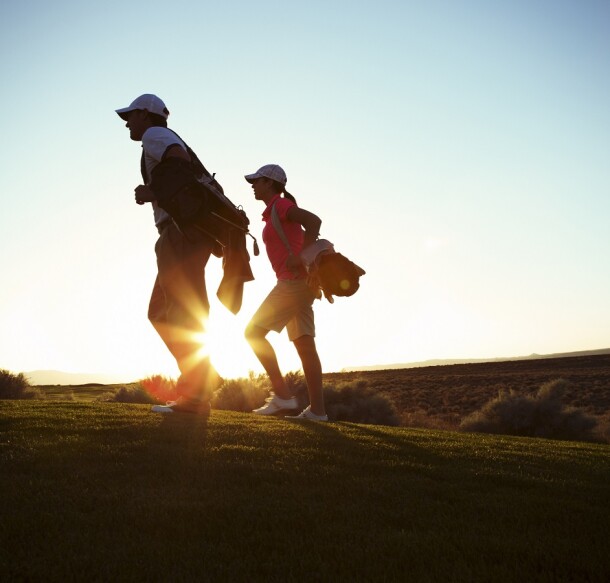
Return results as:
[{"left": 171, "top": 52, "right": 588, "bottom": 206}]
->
[
  {"left": 460, "top": 379, "right": 598, "bottom": 442},
  {"left": 212, "top": 373, "right": 270, "bottom": 412},
  {"left": 213, "top": 371, "right": 399, "bottom": 426},
  {"left": 212, "top": 371, "right": 308, "bottom": 413},
  {"left": 97, "top": 376, "right": 180, "bottom": 405},
  {"left": 596, "top": 412, "right": 610, "bottom": 444},
  {"left": 284, "top": 371, "right": 309, "bottom": 410},
  {"left": 98, "top": 385, "right": 159, "bottom": 404},
  {"left": 137, "top": 375, "right": 179, "bottom": 404},
  {"left": 323, "top": 379, "right": 401, "bottom": 426},
  {"left": 0, "top": 369, "right": 41, "bottom": 399},
  {"left": 290, "top": 373, "right": 400, "bottom": 426}
]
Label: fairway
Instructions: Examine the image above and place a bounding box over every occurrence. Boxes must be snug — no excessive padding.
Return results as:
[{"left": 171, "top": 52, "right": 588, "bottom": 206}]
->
[{"left": 1, "top": 401, "right": 609, "bottom": 582}]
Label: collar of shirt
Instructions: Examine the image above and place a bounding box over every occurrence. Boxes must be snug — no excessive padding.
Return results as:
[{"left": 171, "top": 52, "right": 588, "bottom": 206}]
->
[{"left": 262, "top": 194, "right": 283, "bottom": 220}]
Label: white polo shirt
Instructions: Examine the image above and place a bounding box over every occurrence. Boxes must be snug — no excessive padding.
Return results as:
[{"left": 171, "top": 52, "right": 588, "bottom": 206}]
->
[{"left": 141, "top": 126, "right": 187, "bottom": 227}]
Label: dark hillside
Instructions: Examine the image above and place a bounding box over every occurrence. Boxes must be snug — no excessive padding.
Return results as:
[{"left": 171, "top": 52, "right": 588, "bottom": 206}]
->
[{"left": 324, "top": 354, "right": 610, "bottom": 427}]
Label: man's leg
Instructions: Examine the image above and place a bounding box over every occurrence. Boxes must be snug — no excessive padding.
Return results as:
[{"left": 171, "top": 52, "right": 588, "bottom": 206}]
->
[
  {"left": 293, "top": 335, "right": 325, "bottom": 417},
  {"left": 150, "top": 226, "right": 220, "bottom": 404}
]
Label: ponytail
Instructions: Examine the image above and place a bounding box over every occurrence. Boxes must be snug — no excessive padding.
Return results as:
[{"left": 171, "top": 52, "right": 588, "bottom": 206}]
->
[
  {"left": 283, "top": 188, "right": 297, "bottom": 204},
  {"left": 270, "top": 178, "right": 297, "bottom": 204}
]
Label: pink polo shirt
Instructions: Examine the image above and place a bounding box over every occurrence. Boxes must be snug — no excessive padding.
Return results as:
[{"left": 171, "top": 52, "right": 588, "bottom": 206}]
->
[{"left": 262, "top": 195, "right": 306, "bottom": 280}]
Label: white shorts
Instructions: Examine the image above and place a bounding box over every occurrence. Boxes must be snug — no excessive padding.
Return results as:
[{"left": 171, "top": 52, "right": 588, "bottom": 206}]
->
[{"left": 249, "top": 279, "right": 316, "bottom": 341}]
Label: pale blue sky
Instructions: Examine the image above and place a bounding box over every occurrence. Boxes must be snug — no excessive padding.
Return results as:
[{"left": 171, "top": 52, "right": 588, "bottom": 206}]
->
[{"left": 1, "top": 0, "right": 609, "bottom": 380}]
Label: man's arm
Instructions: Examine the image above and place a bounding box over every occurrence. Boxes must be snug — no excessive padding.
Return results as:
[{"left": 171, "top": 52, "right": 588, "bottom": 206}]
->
[
  {"left": 135, "top": 145, "right": 191, "bottom": 204},
  {"left": 163, "top": 144, "right": 191, "bottom": 162}
]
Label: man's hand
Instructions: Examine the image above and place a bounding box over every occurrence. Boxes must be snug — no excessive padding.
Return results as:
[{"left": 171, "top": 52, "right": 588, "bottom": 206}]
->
[{"left": 135, "top": 184, "right": 155, "bottom": 205}]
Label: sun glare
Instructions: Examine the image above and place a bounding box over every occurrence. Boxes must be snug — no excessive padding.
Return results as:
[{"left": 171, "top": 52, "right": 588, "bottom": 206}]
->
[
  {"left": 194, "top": 332, "right": 211, "bottom": 358},
  {"left": 194, "top": 314, "right": 260, "bottom": 379}
]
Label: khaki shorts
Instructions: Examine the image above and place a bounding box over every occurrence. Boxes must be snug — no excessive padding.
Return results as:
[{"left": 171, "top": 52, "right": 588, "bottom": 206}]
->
[{"left": 249, "top": 279, "right": 316, "bottom": 341}]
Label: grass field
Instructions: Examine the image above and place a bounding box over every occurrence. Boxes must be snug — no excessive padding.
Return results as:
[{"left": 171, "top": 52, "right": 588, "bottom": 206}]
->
[
  {"left": 1, "top": 400, "right": 609, "bottom": 582},
  {"left": 34, "top": 354, "right": 610, "bottom": 435}
]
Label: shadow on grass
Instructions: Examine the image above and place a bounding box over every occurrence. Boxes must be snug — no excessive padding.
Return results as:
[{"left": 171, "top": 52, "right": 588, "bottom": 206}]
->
[
  {"left": 278, "top": 415, "right": 448, "bottom": 471},
  {"left": 150, "top": 412, "right": 210, "bottom": 454}
]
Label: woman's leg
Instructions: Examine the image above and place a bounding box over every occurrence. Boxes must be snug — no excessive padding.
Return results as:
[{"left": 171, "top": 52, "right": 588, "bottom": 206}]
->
[
  {"left": 293, "top": 335, "right": 325, "bottom": 416},
  {"left": 244, "top": 323, "right": 291, "bottom": 400}
]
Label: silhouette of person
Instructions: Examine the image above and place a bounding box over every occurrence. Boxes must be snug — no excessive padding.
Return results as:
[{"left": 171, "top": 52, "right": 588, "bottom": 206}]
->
[
  {"left": 116, "top": 94, "right": 220, "bottom": 415},
  {"left": 244, "top": 165, "right": 328, "bottom": 421}
]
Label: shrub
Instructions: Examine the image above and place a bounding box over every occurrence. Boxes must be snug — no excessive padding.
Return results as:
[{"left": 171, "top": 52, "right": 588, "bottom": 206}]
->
[
  {"left": 98, "top": 385, "right": 159, "bottom": 404},
  {"left": 0, "top": 369, "right": 41, "bottom": 400},
  {"left": 460, "top": 379, "right": 598, "bottom": 442},
  {"left": 97, "top": 376, "right": 180, "bottom": 405},
  {"left": 596, "top": 412, "right": 610, "bottom": 444},
  {"left": 323, "top": 379, "right": 401, "bottom": 426},
  {"left": 290, "top": 373, "right": 400, "bottom": 426},
  {"left": 212, "top": 373, "right": 270, "bottom": 412},
  {"left": 284, "top": 371, "right": 309, "bottom": 410},
  {"left": 213, "top": 371, "right": 399, "bottom": 426},
  {"left": 137, "top": 375, "right": 179, "bottom": 404}
]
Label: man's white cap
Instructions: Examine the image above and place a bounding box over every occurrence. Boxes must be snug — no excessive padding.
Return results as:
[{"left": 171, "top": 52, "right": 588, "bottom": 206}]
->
[
  {"left": 115, "top": 94, "right": 169, "bottom": 121},
  {"left": 245, "top": 164, "right": 287, "bottom": 185}
]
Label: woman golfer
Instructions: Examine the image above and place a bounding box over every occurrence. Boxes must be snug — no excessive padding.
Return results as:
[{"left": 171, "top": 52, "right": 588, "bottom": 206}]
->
[{"left": 244, "top": 164, "right": 327, "bottom": 421}]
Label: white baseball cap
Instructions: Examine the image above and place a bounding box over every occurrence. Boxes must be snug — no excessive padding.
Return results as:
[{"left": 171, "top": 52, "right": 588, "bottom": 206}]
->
[
  {"left": 115, "top": 94, "right": 169, "bottom": 121},
  {"left": 245, "top": 164, "right": 287, "bottom": 185}
]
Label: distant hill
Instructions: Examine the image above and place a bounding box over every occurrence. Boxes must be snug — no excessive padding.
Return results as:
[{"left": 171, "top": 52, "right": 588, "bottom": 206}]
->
[
  {"left": 341, "top": 348, "right": 610, "bottom": 372},
  {"left": 25, "top": 370, "right": 135, "bottom": 386},
  {"left": 23, "top": 348, "right": 610, "bottom": 384}
]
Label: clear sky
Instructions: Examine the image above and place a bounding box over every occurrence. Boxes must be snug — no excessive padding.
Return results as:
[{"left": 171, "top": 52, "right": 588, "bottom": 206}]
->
[{"left": 1, "top": 0, "right": 609, "bottom": 382}]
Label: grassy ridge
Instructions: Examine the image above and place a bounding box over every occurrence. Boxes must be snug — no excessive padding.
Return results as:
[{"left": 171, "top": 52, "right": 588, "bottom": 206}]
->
[{"left": 1, "top": 401, "right": 609, "bottom": 582}]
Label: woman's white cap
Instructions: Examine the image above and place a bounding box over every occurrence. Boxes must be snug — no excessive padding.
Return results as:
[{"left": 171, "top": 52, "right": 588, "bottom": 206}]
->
[{"left": 245, "top": 164, "right": 287, "bottom": 185}]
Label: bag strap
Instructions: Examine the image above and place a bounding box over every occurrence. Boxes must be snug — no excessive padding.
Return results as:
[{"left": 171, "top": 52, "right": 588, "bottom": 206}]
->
[
  {"left": 270, "top": 201, "right": 294, "bottom": 256},
  {"left": 167, "top": 129, "right": 222, "bottom": 191},
  {"left": 272, "top": 201, "right": 325, "bottom": 300},
  {"left": 139, "top": 128, "right": 222, "bottom": 192}
]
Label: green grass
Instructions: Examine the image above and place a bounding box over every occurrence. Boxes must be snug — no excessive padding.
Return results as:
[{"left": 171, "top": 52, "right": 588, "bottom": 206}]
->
[
  {"left": 38, "top": 383, "right": 139, "bottom": 402},
  {"left": 1, "top": 401, "right": 609, "bottom": 582}
]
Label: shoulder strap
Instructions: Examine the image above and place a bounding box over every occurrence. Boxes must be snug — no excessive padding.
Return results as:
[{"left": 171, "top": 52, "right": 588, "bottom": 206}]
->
[
  {"left": 271, "top": 202, "right": 294, "bottom": 255},
  {"left": 139, "top": 128, "right": 200, "bottom": 184},
  {"left": 140, "top": 149, "right": 148, "bottom": 183},
  {"left": 166, "top": 130, "right": 204, "bottom": 176}
]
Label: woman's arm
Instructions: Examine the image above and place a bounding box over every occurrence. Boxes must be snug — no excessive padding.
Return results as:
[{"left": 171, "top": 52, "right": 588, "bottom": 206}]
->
[{"left": 286, "top": 206, "right": 322, "bottom": 249}]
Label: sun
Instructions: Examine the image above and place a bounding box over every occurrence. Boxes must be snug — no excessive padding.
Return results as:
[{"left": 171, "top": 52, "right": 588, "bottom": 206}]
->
[{"left": 194, "top": 312, "right": 260, "bottom": 379}]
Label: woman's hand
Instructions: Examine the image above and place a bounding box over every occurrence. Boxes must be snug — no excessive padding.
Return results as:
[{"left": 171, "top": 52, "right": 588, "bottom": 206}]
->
[{"left": 286, "top": 253, "right": 304, "bottom": 275}]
